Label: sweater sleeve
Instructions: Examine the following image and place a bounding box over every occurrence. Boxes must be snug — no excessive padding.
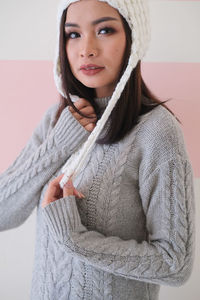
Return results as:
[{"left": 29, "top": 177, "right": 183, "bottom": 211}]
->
[
  {"left": 42, "top": 154, "right": 195, "bottom": 287},
  {"left": 0, "top": 104, "right": 90, "bottom": 231}
]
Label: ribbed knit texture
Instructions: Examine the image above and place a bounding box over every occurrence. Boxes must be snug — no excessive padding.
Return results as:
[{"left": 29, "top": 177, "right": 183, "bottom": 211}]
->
[{"left": 0, "top": 99, "right": 195, "bottom": 300}]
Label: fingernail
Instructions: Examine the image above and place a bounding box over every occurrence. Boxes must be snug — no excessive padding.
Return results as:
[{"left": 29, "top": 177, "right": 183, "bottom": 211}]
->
[
  {"left": 64, "top": 182, "right": 73, "bottom": 188},
  {"left": 79, "top": 192, "right": 85, "bottom": 198}
]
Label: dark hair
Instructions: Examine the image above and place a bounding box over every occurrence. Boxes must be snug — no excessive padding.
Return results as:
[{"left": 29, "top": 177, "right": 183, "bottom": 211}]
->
[{"left": 53, "top": 8, "right": 173, "bottom": 144}]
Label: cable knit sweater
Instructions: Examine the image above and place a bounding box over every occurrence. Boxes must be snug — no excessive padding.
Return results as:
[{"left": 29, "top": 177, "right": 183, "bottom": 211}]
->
[{"left": 0, "top": 97, "right": 195, "bottom": 300}]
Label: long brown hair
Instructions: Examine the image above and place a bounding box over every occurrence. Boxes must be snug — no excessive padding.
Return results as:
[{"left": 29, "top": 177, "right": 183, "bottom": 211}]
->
[{"left": 53, "top": 8, "right": 173, "bottom": 144}]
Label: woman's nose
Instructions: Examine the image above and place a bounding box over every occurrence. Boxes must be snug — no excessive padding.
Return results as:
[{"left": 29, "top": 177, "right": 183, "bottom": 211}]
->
[{"left": 80, "top": 38, "right": 98, "bottom": 58}]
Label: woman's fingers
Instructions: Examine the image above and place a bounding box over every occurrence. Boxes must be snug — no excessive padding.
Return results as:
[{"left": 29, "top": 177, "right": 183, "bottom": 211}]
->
[
  {"left": 84, "top": 123, "right": 96, "bottom": 132},
  {"left": 69, "top": 107, "right": 97, "bottom": 121},
  {"left": 71, "top": 111, "right": 97, "bottom": 131},
  {"left": 72, "top": 98, "right": 93, "bottom": 110},
  {"left": 71, "top": 104, "right": 95, "bottom": 114},
  {"left": 63, "top": 177, "right": 74, "bottom": 196},
  {"left": 63, "top": 177, "right": 85, "bottom": 199},
  {"left": 71, "top": 111, "right": 97, "bottom": 122},
  {"left": 41, "top": 175, "right": 64, "bottom": 208},
  {"left": 68, "top": 98, "right": 97, "bottom": 132},
  {"left": 74, "top": 189, "right": 85, "bottom": 199},
  {"left": 42, "top": 174, "right": 85, "bottom": 208}
]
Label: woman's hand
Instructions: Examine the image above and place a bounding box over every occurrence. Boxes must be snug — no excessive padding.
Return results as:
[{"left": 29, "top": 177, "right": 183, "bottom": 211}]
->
[
  {"left": 69, "top": 98, "right": 97, "bottom": 132},
  {"left": 41, "top": 174, "right": 85, "bottom": 208}
]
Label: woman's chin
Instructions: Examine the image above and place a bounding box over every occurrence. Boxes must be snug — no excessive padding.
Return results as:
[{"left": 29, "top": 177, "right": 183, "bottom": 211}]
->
[{"left": 80, "top": 81, "right": 101, "bottom": 90}]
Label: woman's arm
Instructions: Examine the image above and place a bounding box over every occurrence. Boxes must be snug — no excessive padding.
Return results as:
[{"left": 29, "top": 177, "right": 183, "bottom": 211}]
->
[
  {"left": 0, "top": 103, "right": 90, "bottom": 231},
  {"left": 42, "top": 155, "right": 195, "bottom": 287}
]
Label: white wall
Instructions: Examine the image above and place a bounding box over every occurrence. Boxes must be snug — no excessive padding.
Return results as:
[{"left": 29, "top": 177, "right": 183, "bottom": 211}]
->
[{"left": 1, "top": 0, "right": 200, "bottom": 62}]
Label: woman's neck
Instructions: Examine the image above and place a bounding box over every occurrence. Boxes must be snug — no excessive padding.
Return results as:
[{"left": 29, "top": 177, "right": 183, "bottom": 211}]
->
[{"left": 94, "top": 95, "right": 111, "bottom": 111}]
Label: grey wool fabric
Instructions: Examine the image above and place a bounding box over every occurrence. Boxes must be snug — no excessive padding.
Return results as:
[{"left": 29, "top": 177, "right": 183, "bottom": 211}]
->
[{"left": 0, "top": 96, "right": 195, "bottom": 300}]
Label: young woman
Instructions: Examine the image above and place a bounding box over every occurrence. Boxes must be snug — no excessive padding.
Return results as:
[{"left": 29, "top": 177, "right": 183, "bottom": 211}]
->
[{"left": 0, "top": 0, "right": 195, "bottom": 299}]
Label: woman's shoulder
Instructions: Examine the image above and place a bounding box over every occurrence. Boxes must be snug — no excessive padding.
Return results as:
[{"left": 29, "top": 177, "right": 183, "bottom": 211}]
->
[
  {"left": 139, "top": 104, "right": 182, "bottom": 139},
  {"left": 37, "top": 102, "right": 60, "bottom": 127},
  {"left": 33, "top": 102, "right": 60, "bottom": 141},
  {"left": 44, "top": 102, "right": 60, "bottom": 122},
  {"left": 136, "top": 104, "right": 188, "bottom": 160}
]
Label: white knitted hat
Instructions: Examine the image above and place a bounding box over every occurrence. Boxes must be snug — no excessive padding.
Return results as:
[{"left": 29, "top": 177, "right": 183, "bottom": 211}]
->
[{"left": 54, "top": 0, "right": 151, "bottom": 188}]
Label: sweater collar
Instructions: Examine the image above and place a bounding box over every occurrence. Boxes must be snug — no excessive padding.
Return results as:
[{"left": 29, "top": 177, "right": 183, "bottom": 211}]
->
[{"left": 93, "top": 96, "right": 111, "bottom": 111}]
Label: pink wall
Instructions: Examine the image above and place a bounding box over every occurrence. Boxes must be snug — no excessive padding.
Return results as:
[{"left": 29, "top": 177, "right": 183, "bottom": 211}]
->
[
  {"left": 0, "top": 60, "right": 199, "bottom": 176},
  {"left": 0, "top": 61, "right": 58, "bottom": 172}
]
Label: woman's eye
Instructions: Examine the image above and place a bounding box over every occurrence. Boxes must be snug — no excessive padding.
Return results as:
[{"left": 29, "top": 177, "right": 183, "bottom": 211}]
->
[
  {"left": 65, "top": 32, "right": 80, "bottom": 39},
  {"left": 65, "top": 27, "right": 115, "bottom": 39},
  {"left": 98, "top": 27, "right": 115, "bottom": 35}
]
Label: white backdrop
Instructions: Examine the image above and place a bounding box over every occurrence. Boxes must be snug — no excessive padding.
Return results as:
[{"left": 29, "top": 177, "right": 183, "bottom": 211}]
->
[{"left": 0, "top": 0, "right": 200, "bottom": 62}]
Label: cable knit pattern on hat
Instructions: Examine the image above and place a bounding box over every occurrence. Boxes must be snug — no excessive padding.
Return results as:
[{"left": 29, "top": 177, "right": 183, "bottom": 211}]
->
[{"left": 0, "top": 99, "right": 195, "bottom": 299}]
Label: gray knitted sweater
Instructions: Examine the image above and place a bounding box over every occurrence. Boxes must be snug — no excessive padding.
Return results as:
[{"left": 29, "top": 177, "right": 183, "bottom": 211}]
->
[{"left": 0, "top": 97, "right": 195, "bottom": 300}]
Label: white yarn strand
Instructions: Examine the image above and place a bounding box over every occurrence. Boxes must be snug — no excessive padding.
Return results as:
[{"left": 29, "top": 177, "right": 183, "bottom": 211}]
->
[{"left": 59, "top": 53, "right": 136, "bottom": 188}]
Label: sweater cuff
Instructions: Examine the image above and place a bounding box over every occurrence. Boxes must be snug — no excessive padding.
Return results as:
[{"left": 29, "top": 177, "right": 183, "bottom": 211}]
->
[
  {"left": 42, "top": 196, "right": 87, "bottom": 243},
  {"left": 53, "top": 107, "right": 90, "bottom": 151}
]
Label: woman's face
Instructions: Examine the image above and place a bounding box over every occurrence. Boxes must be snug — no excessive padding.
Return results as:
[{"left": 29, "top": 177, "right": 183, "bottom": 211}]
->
[{"left": 65, "top": 0, "right": 126, "bottom": 98}]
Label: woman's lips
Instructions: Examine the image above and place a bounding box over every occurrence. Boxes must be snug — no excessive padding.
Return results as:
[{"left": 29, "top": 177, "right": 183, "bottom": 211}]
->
[
  {"left": 81, "top": 68, "right": 104, "bottom": 76},
  {"left": 80, "top": 64, "right": 105, "bottom": 76}
]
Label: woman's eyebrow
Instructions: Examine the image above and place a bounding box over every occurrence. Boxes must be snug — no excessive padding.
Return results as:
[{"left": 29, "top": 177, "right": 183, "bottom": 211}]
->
[{"left": 65, "top": 16, "right": 118, "bottom": 28}]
